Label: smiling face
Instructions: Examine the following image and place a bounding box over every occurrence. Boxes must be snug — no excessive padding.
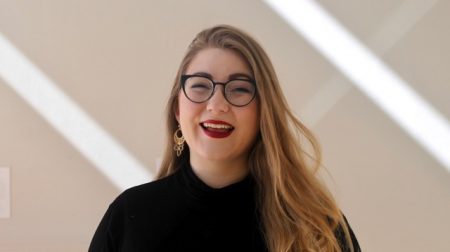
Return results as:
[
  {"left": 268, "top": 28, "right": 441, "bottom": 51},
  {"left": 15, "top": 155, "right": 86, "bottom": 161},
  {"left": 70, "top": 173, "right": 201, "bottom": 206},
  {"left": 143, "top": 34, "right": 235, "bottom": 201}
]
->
[{"left": 177, "top": 48, "right": 260, "bottom": 169}]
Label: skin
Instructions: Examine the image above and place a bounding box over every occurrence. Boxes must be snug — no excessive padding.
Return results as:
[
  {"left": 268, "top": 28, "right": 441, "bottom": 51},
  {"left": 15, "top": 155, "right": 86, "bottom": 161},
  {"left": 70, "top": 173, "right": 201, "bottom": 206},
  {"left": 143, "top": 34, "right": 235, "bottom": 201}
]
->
[{"left": 176, "top": 48, "right": 260, "bottom": 188}]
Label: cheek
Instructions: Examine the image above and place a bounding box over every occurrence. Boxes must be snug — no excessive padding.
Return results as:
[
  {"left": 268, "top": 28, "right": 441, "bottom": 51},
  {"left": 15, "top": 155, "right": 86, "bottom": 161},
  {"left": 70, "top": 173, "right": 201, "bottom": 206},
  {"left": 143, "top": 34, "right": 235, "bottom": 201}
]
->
[
  {"left": 248, "top": 102, "right": 260, "bottom": 131},
  {"left": 178, "top": 94, "right": 192, "bottom": 120},
  {"left": 178, "top": 95, "right": 203, "bottom": 128},
  {"left": 240, "top": 104, "right": 260, "bottom": 136}
]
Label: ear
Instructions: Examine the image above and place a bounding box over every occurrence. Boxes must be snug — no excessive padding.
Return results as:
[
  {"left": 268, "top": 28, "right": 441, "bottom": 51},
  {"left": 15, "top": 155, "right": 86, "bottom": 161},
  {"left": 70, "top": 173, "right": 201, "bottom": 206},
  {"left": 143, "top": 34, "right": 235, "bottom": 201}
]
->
[
  {"left": 175, "top": 110, "right": 180, "bottom": 122},
  {"left": 175, "top": 102, "right": 180, "bottom": 122}
]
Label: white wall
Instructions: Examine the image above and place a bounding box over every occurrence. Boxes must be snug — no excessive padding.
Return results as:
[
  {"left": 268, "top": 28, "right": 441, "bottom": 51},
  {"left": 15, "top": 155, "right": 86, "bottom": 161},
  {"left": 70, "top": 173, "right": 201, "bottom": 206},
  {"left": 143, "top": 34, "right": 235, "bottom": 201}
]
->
[{"left": 1, "top": 0, "right": 449, "bottom": 251}]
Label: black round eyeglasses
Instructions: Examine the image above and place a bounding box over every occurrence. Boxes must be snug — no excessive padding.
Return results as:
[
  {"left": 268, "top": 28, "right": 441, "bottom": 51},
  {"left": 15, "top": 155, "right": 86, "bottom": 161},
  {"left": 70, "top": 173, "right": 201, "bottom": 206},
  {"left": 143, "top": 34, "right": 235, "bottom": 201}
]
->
[{"left": 180, "top": 74, "right": 257, "bottom": 107}]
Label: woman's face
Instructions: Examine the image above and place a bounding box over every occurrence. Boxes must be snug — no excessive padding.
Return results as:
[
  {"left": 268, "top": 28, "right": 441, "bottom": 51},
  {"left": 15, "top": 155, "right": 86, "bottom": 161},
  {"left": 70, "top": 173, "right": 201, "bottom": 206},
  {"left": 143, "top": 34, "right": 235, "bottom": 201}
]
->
[{"left": 177, "top": 48, "right": 259, "bottom": 165}]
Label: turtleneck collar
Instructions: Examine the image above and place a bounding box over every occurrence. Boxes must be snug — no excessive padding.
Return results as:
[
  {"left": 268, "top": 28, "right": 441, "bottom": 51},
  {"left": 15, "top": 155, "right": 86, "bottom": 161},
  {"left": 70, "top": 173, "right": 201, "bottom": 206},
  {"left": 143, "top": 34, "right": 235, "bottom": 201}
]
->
[{"left": 176, "top": 161, "right": 255, "bottom": 204}]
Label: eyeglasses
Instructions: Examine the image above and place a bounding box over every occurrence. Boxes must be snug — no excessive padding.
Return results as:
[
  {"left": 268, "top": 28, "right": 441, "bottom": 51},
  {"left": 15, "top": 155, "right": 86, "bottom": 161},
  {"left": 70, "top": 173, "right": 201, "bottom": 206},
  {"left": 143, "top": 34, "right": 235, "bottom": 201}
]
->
[{"left": 180, "top": 74, "right": 257, "bottom": 107}]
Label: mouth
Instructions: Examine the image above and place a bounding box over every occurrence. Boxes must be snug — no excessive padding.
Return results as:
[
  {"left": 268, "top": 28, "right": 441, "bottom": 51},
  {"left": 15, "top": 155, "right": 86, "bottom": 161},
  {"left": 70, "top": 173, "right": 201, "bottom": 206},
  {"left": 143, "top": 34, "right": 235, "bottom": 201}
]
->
[{"left": 200, "top": 120, "right": 235, "bottom": 138}]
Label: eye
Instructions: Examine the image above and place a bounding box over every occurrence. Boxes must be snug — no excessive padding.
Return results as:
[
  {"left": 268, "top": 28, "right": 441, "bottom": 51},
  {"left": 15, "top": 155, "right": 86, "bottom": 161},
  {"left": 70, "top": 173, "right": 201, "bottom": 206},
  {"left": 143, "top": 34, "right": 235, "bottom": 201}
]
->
[
  {"left": 227, "top": 80, "right": 254, "bottom": 94},
  {"left": 190, "top": 83, "right": 211, "bottom": 90},
  {"left": 185, "top": 76, "right": 213, "bottom": 91},
  {"left": 231, "top": 87, "right": 252, "bottom": 93}
]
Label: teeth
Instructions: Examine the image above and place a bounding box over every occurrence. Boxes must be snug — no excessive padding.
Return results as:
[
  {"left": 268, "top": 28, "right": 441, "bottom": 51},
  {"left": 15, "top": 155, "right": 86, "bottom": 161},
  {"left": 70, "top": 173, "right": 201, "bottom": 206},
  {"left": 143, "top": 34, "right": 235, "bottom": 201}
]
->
[{"left": 202, "top": 123, "right": 233, "bottom": 129}]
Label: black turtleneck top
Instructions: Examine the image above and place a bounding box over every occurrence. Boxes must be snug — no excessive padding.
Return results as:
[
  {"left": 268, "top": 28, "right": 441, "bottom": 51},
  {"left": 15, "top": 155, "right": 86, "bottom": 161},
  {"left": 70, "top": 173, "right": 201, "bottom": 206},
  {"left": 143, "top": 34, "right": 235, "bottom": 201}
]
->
[{"left": 89, "top": 164, "right": 360, "bottom": 252}]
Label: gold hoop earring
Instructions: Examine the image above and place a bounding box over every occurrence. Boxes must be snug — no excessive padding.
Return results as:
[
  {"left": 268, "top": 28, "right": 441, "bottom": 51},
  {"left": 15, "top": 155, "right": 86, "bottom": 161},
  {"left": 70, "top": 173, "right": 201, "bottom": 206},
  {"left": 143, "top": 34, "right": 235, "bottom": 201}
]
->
[{"left": 173, "top": 125, "right": 185, "bottom": 157}]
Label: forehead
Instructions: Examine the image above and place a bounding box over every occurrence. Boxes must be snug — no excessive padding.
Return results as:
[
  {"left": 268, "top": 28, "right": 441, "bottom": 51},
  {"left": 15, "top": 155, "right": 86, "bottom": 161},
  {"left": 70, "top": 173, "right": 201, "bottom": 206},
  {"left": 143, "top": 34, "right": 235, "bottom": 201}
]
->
[{"left": 185, "top": 48, "right": 252, "bottom": 79}]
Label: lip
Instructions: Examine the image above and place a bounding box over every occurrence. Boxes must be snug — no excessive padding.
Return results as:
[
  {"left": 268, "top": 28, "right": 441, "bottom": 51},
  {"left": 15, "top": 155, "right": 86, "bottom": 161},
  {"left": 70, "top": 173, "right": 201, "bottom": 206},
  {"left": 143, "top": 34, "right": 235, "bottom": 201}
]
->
[
  {"left": 201, "top": 120, "right": 234, "bottom": 126},
  {"left": 200, "top": 120, "right": 234, "bottom": 139}
]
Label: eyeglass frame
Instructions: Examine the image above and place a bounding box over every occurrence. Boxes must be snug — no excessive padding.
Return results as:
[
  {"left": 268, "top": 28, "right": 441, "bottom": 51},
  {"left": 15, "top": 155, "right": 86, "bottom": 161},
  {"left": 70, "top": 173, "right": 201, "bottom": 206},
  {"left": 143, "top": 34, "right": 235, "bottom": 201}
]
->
[{"left": 180, "top": 74, "right": 257, "bottom": 107}]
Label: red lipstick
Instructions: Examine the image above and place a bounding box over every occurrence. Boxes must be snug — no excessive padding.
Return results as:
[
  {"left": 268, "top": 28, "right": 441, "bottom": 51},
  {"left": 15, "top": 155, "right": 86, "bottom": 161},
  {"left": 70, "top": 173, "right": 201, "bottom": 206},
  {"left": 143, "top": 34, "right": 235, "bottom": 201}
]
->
[{"left": 200, "top": 120, "right": 234, "bottom": 139}]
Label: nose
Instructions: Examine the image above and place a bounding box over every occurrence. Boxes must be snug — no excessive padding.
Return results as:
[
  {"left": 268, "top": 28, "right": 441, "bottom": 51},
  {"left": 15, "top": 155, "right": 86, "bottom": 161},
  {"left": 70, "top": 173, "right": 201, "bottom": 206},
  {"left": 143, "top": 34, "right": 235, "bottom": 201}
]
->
[{"left": 206, "top": 85, "right": 230, "bottom": 113}]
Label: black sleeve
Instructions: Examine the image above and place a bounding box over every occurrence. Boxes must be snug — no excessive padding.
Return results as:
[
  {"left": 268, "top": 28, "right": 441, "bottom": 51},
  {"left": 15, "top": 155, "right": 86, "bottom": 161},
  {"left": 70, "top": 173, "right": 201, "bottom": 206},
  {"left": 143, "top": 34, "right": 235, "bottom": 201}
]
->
[
  {"left": 335, "top": 214, "right": 361, "bottom": 252},
  {"left": 88, "top": 197, "right": 124, "bottom": 252}
]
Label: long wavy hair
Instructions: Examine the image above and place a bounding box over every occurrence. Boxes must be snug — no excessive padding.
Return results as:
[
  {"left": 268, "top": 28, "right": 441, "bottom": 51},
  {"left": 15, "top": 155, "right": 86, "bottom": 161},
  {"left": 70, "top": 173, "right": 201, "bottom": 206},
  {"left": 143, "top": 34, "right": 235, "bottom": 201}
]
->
[{"left": 156, "top": 25, "right": 354, "bottom": 252}]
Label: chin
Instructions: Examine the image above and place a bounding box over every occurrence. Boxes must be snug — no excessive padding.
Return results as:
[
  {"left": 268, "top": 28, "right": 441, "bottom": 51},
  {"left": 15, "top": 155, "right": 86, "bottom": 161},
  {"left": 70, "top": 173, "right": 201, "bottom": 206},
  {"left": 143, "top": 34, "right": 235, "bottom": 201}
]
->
[
  {"left": 196, "top": 149, "right": 234, "bottom": 161},
  {"left": 202, "top": 153, "right": 233, "bottom": 161}
]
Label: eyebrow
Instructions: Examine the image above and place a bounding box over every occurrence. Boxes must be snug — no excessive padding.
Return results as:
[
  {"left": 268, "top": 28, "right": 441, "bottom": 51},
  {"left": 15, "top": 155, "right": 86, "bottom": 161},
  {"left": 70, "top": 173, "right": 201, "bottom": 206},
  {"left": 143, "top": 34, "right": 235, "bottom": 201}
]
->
[{"left": 190, "top": 71, "right": 254, "bottom": 81}]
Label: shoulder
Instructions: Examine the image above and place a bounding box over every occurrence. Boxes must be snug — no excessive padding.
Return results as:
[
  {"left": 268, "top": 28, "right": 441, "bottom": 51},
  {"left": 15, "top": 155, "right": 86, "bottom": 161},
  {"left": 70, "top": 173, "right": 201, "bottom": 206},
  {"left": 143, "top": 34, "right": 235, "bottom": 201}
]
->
[
  {"left": 88, "top": 174, "right": 180, "bottom": 251},
  {"left": 112, "top": 173, "right": 178, "bottom": 210},
  {"left": 121, "top": 174, "right": 175, "bottom": 199},
  {"left": 335, "top": 214, "right": 361, "bottom": 252}
]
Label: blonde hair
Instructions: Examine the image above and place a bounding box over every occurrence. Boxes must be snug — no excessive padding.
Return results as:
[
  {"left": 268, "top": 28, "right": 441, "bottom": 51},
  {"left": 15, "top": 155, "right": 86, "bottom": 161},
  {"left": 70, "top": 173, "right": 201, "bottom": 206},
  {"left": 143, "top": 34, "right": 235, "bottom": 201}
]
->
[{"left": 157, "top": 25, "right": 354, "bottom": 252}]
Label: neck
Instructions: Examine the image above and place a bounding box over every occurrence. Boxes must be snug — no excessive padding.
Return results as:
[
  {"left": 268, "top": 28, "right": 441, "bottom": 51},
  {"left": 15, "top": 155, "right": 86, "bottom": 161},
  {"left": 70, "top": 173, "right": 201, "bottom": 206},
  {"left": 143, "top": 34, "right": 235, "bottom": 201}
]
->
[{"left": 189, "top": 155, "right": 249, "bottom": 189}]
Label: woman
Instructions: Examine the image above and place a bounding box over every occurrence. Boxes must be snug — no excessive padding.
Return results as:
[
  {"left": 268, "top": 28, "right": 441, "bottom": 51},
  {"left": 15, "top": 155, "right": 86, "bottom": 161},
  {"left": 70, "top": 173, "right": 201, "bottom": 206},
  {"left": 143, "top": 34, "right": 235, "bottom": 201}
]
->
[{"left": 89, "top": 25, "right": 361, "bottom": 252}]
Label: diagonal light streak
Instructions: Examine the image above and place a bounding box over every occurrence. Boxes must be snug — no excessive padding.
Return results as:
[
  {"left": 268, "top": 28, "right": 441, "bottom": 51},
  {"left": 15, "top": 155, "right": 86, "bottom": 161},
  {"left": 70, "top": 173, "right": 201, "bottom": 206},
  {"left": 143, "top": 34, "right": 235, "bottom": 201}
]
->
[
  {"left": 301, "top": 0, "right": 439, "bottom": 127},
  {"left": 263, "top": 0, "right": 450, "bottom": 172},
  {"left": 0, "top": 33, "right": 152, "bottom": 190}
]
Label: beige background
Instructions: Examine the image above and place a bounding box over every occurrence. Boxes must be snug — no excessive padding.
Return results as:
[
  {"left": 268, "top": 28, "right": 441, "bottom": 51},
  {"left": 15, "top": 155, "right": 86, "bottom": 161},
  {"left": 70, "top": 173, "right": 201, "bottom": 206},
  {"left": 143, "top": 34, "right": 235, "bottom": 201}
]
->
[{"left": 1, "top": 0, "right": 449, "bottom": 251}]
